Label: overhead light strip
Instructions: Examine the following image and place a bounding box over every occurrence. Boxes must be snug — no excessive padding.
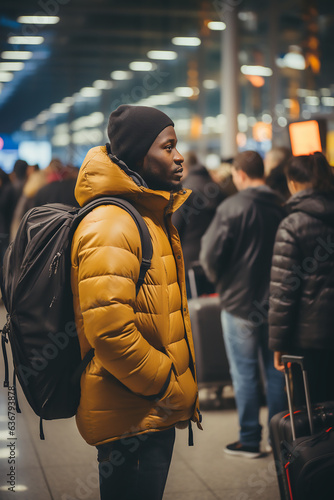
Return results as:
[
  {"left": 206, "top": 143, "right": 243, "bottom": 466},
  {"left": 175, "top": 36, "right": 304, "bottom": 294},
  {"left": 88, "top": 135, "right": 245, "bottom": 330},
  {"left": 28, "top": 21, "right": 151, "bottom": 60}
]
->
[
  {"left": 8, "top": 36, "right": 44, "bottom": 45},
  {"left": 1, "top": 51, "right": 33, "bottom": 60},
  {"left": 17, "top": 16, "right": 59, "bottom": 24}
]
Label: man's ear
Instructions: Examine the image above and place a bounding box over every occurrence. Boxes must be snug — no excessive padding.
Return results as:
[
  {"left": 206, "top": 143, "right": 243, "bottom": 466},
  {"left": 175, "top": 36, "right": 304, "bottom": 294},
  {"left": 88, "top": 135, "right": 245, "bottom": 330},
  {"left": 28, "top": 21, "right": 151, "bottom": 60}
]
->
[{"left": 238, "top": 169, "right": 248, "bottom": 183}]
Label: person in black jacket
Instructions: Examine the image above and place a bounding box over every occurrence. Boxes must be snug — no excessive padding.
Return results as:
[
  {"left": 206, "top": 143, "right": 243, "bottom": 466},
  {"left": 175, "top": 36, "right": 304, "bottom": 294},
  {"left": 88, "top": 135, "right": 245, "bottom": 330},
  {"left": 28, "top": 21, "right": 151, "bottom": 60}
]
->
[
  {"left": 269, "top": 152, "right": 334, "bottom": 405},
  {"left": 173, "top": 152, "right": 225, "bottom": 296},
  {"left": 200, "top": 150, "right": 287, "bottom": 458}
]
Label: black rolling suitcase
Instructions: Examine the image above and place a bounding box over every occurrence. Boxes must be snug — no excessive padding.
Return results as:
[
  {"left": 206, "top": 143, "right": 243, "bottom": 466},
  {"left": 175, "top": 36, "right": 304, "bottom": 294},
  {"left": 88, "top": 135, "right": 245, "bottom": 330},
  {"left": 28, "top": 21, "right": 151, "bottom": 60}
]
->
[
  {"left": 187, "top": 267, "right": 231, "bottom": 392},
  {"left": 270, "top": 355, "right": 334, "bottom": 500}
]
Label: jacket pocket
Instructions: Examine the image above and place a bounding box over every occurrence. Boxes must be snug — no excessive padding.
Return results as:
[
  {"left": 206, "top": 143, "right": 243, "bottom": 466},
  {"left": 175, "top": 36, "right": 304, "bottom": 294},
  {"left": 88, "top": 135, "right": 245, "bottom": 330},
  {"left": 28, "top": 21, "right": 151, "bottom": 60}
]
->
[
  {"left": 157, "top": 368, "right": 197, "bottom": 412},
  {"left": 157, "top": 371, "right": 185, "bottom": 411}
]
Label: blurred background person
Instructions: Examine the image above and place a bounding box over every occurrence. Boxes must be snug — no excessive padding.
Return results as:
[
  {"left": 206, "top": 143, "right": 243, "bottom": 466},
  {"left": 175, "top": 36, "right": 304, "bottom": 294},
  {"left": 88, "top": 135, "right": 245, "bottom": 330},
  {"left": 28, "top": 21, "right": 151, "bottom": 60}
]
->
[
  {"left": 10, "top": 168, "right": 47, "bottom": 241},
  {"left": 210, "top": 159, "right": 238, "bottom": 198},
  {"left": 10, "top": 159, "right": 28, "bottom": 207},
  {"left": 173, "top": 151, "right": 225, "bottom": 297},
  {"left": 269, "top": 152, "right": 334, "bottom": 405},
  {"left": 0, "top": 167, "right": 15, "bottom": 263},
  {"left": 264, "top": 147, "right": 292, "bottom": 202},
  {"left": 200, "top": 151, "right": 287, "bottom": 457},
  {"left": 33, "top": 159, "right": 79, "bottom": 207}
]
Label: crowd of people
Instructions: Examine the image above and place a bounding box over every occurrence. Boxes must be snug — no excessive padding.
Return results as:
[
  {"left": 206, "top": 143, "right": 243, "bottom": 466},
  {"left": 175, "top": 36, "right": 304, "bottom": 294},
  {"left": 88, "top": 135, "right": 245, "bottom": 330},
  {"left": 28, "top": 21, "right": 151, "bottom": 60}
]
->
[
  {"left": 192, "top": 147, "right": 333, "bottom": 458},
  {"left": 1, "top": 105, "right": 334, "bottom": 499},
  {"left": 0, "top": 158, "right": 79, "bottom": 260}
]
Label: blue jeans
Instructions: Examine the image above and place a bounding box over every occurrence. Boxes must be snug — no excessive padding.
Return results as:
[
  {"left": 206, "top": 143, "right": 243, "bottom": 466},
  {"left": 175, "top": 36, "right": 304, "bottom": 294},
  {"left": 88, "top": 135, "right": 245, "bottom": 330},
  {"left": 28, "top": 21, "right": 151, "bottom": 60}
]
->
[
  {"left": 221, "top": 310, "right": 286, "bottom": 447},
  {"left": 97, "top": 427, "right": 175, "bottom": 500}
]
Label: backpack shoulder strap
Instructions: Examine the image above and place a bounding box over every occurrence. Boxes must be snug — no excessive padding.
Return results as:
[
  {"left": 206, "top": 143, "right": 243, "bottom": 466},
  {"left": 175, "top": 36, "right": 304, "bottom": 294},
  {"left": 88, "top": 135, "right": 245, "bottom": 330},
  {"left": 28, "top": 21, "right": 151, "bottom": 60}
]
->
[{"left": 77, "top": 197, "right": 152, "bottom": 294}]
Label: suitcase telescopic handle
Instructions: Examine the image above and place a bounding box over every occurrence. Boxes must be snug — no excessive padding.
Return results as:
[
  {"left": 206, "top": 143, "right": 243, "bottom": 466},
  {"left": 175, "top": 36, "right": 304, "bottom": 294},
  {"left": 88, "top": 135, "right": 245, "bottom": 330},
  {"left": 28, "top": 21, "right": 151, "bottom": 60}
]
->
[
  {"left": 281, "top": 355, "right": 315, "bottom": 440},
  {"left": 188, "top": 268, "right": 198, "bottom": 299}
]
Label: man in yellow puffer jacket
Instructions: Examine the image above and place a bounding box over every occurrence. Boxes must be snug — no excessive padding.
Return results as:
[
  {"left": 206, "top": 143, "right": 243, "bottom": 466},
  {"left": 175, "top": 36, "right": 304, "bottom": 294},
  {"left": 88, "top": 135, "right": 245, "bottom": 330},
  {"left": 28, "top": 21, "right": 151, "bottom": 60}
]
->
[{"left": 71, "top": 105, "right": 202, "bottom": 500}]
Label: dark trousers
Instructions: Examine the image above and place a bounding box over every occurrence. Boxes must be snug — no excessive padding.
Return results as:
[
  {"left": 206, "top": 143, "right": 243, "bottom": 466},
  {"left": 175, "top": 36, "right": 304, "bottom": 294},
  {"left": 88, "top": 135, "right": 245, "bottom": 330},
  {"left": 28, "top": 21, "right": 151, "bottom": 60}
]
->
[{"left": 96, "top": 427, "right": 175, "bottom": 500}]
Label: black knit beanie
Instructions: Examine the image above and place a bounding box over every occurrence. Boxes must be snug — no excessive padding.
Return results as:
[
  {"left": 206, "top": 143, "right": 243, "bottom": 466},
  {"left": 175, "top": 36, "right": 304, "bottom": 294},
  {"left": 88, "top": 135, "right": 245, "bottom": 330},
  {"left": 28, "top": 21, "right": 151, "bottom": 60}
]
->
[{"left": 107, "top": 105, "right": 174, "bottom": 168}]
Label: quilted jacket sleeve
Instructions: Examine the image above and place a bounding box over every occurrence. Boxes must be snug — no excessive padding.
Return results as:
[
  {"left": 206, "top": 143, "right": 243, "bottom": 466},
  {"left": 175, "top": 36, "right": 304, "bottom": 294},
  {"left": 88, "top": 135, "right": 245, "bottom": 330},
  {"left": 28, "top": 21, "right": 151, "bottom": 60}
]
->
[
  {"left": 268, "top": 218, "right": 302, "bottom": 351},
  {"left": 199, "top": 203, "right": 235, "bottom": 284},
  {"left": 72, "top": 205, "right": 173, "bottom": 398}
]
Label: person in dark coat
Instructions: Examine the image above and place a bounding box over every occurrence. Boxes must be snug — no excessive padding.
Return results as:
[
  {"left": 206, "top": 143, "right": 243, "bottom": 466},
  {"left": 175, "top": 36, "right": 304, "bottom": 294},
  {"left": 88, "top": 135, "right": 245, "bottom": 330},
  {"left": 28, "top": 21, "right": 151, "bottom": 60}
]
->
[
  {"left": 10, "top": 159, "right": 28, "bottom": 206},
  {"left": 269, "top": 152, "right": 334, "bottom": 405},
  {"left": 33, "top": 162, "right": 79, "bottom": 208},
  {"left": 200, "top": 151, "right": 287, "bottom": 458},
  {"left": 172, "top": 152, "right": 225, "bottom": 296},
  {"left": 264, "top": 147, "right": 291, "bottom": 201},
  {"left": 0, "top": 167, "right": 15, "bottom": 262}
]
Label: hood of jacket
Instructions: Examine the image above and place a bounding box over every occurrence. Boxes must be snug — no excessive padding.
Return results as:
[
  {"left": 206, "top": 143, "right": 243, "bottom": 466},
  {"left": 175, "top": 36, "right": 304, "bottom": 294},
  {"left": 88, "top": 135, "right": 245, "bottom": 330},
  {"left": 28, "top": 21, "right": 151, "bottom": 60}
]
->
[
  {"left": 285, "top": 188, "right": 334, "bottom": 226},
  {"left": 75, "top": 145, "right": 190, "bottom": 215},
  {"left": 239, "top": 184, "right": 284, "bottom": 209}
]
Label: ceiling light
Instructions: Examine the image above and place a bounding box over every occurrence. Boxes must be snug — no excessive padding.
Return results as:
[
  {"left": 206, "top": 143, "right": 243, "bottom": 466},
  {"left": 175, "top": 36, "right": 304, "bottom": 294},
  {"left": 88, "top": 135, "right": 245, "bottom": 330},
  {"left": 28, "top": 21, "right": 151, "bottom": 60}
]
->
[
  {"left": 72, "top": 129, "right": 103, "bottom": 145},
  {"left": 1, "top": 51, "right": 33, "bottom": 60},
  {"left": 73, "top": 92, "right": 85, "bottom": 102},
  {"left": 129, "top": 61, "right": 156, "bottom": 71},
  {"left": 0, "top": 62, "right": 24, "bottom": 71},
  {"left": 50, "top": 103, "right": 70, "bottom": 113},
  {"left": 322, "top": 97, "right": 334, "bottom": 106},
  {"left": 52, "top": 134, "right": 70, "bottom": 147},
  {"left": 61, "top": 97, "right": 75, "bottom": 105},
  {"left": 241, "top": 65, "right": 273, "bottom": 76},
  {"left": 297, "top": 89, "right": 309, "bottom": 97},
  {"left": 238, "top": 11, "right": 257, "bottom": 22},
  {"left": 174, "top": 87, "right": 199, "bottom": 97},
  {"left": 88, "top": 112, "right": 105, "bottom": 126},
  {"left": 203, "top": 79, "right": 218, "bottom": 89},
  {"left": 110, "top": 71, "right": 133, "bottom": 80},
  {"left": 93, "top": 80, "right": 113, "bottom": 89},
  {"left": 54, "top": 123, "right": 70, "bottom": 134},
  {"left": 277, "top": 52, "right": 306, "bottom": 70},
  {"left": 8, "top": 36, "right": 44, "bottom": 45},
  {"left": 0, "top": 72, "right": 13, "bottom": 82},
  {"left": 174, "top": 119, "right": 191, "bottom": 133},
  {"left": 145, "top": 95, "right": 177, "bottom": 106},
  {"left": 320, "top": 88, "right": 330, "bottom": 97},
  {"left": 305, "top": 96, "right": 320, "bottom": 106},
  {"left": 207, "top": 21, "right": 226, "bottom": 31},
  {"left": 79, "top": 87, "right": 102, "bottom": 97},
  {"left": 147, "top": 50, "right": 178, "bottom": 60},
  {"left": 172, "top": 37, "right": 201, "bottom": 47},
  {"left": 17, "top": 16, "right": 59, "bottom": 24},
  {"left": 36, "top": 111, "right": 51, "bottom": 123},
  {"left": 22, "top": 120, "right": 36, "bottom": 131}
]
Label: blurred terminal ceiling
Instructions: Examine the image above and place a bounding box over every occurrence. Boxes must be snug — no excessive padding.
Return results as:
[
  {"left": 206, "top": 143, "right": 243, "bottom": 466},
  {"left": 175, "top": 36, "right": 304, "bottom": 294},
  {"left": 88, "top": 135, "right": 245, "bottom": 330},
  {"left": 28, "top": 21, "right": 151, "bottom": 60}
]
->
[{"left": 0, "top": 0, "right": 334, "bottom": 142}]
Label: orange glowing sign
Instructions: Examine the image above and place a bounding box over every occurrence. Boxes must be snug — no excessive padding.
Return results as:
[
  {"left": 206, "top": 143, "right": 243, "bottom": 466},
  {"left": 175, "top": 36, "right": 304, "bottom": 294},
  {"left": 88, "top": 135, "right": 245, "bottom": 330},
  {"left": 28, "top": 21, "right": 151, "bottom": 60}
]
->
[{"left": 289, "top": 120, "right": 322, "bottom": 156}]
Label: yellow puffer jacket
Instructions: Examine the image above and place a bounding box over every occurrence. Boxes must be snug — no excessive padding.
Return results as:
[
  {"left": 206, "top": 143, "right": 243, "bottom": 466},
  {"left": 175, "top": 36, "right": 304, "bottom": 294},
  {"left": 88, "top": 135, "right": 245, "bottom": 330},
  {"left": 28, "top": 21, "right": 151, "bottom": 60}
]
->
[{"left": 71, "top": 146, "right": 200, "bottom": 446}]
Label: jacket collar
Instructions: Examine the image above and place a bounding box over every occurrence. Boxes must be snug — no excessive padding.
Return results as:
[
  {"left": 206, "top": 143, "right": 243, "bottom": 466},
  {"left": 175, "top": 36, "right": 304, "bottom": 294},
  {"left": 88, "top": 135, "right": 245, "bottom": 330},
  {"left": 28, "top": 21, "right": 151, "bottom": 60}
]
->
[{"left": 75, "top": 145, "right": 191, "bottom": 215}]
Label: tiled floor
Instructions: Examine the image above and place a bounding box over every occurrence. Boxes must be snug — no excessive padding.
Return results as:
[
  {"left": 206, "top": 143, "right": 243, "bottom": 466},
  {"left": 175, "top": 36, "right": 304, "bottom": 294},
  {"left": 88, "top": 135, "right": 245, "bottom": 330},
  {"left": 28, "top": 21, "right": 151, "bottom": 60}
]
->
[{"left": 0, "top": 304, "right": 281, "bottom": 500}]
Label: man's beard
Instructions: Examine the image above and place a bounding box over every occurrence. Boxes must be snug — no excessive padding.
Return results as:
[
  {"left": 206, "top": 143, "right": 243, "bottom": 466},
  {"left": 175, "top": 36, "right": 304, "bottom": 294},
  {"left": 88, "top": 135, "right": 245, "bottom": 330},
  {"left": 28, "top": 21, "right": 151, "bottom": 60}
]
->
[{"left": 144, "top": 174, "right": 183, "bottom": 193}]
